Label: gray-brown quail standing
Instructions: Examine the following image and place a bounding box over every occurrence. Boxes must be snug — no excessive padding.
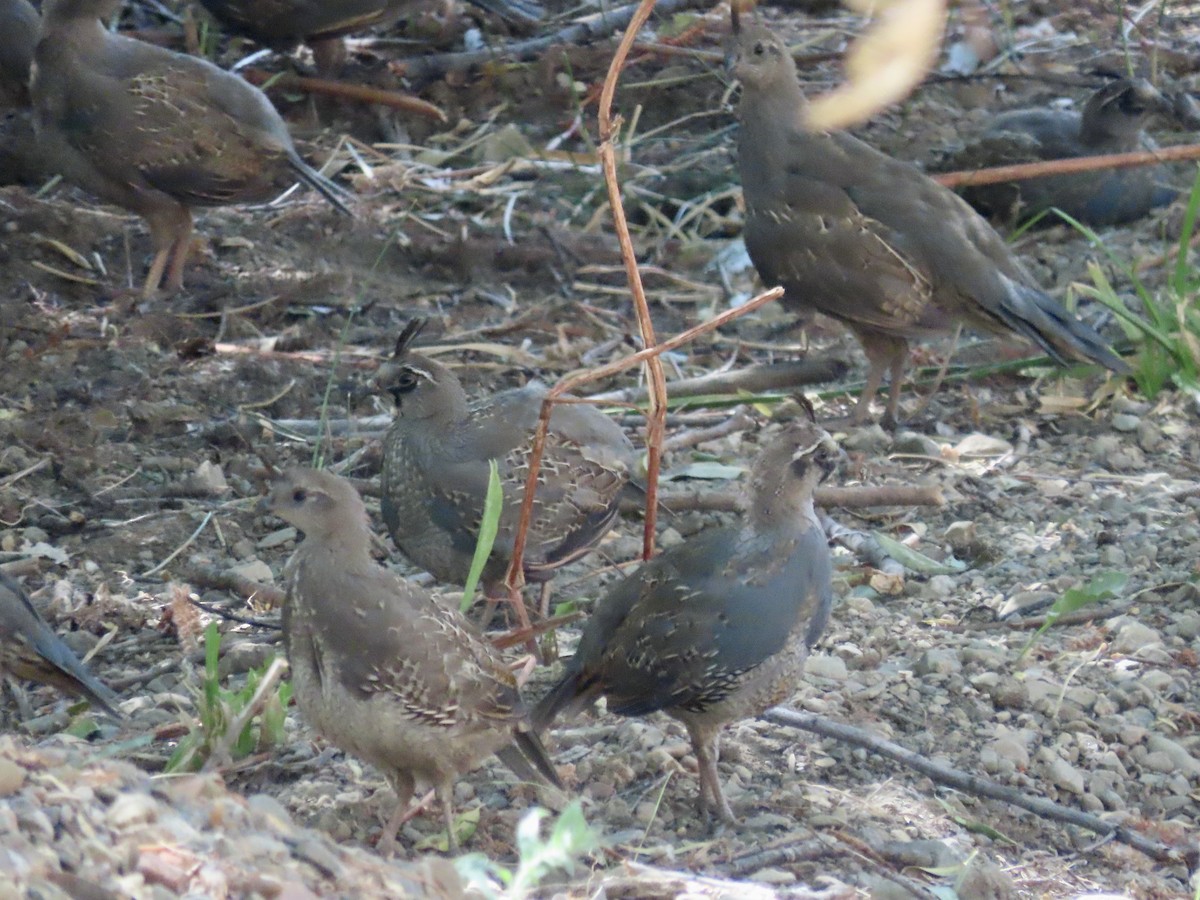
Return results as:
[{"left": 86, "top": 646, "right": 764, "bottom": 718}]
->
[
  {"left": 31, "top": 0, "right": 351, "bottom": 298},
  {"left": 534, "top": 421, "right": 837, "bottom": 823},
  {"left": 730, "top": 20, "right": 1129, "bottom": 424},
  {"left": 948, "top": 78, "right": 1177, "bottom": 227},
  {"left": 0, "top": 572, "right": 122, "bottom": 718},
  {"left": 263, "top": 468, "right": 560, "bottom": 852},
  {"left": 378, "top": 319, "right": 636, "bottom": 624}
]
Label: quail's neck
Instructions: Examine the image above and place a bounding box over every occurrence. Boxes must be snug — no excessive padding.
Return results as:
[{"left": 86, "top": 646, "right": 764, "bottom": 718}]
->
[
  {"left": 748, "top": 478, "right": 819, "bottom": 533},
  {"left": 43, "top": 0, "right": 120, "bottom": 26}
]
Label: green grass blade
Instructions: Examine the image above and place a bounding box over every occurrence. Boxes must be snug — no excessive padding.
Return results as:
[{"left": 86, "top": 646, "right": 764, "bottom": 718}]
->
[{"left": 461, "top": 461, "right": 503, "bottom": 613}]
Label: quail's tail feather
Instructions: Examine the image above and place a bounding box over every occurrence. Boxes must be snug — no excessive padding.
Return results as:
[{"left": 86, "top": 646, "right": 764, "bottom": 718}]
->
[
  {"left": 531, "top": 670, "right": 596, "bottom": 733},
  {"left": 29, "top": 630, "right": 123, "bottom": 719},
  {"left": 466, "top": 0, "right": 544, "bottom": 23},
  {"left": 503, "top": 729, "right": 563, "bottom": 789},
  {"left": 996, "top": 277, "right": 1130, "bottom": 375},
  {"left": 289, "top": 156, "right": 354, "bottom": 217}
]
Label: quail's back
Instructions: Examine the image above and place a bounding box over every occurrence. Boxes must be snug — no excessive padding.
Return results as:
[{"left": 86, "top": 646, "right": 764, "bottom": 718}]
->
[
  {"left": 265, "top": 468, "right": 558, "bottom": 850},
  {"left": 534, "top": 421, "right": 838, "bottom": 822},
  {"left": 730, "top": 23, "right": 1128, "bottom": 424}
]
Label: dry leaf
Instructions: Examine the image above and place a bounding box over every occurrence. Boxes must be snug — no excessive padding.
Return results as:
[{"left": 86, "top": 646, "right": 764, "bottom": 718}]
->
[
  {"left": 869, "top": 570, "right": 906, "bottom": 595},
  {"left": 806, "top": 0, "right": 948, "bottom": 131},
  {"left": 162, "top": 583, "right": 203, "bottom": 652}
]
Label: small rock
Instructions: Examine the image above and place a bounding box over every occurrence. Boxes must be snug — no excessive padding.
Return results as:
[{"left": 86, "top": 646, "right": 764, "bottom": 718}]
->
[
  {"left": 914, "top": 648, "right": 961, "bottom": 676},
  {"left": 842, "top": 424, "right": 891, "bottom": 454},
  {"left": 1112, "top": 621, "right": 1163, "bottom": 655},
  {"left": 957, "top": 859, "right": 1018, "bottom": 899},
  {"left": 805, "top": 653, "right": 848, "bottom": 680},
  {"left": 229, "top": 559, "right": 275, "bottom": 584},
  {"left": 748, "top": 867, "right": 796, "bottom": 885},
  {"left": 1110, "top": 413, "right": 1139, "bottom": 433},
  {"left": 258, "top": 527, "right": 298, "bottom": 550},
  {"left": 1038, "top": 752, "right": 1085, "bottom": 795},
  {"left": 0, "top": 758, "right": 25, "bottom": 796}
]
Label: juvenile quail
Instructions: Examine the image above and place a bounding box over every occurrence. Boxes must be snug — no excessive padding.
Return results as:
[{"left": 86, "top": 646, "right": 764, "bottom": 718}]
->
[
  {"left": 31, "top": 0, "right": 353, "bottom": 298},
  {"left": 378, "top": 319, "right": 636, "bottom": 620},
  {"left": 0, "top": 572, "right": 122, "bottom": 718},
  {"left": 534, "top": 421, "right": 837, "bottom": 823},
  {"left": 263, "top": 468, "right": 561, "bottom": 851},
  {"left": 0, "top": 0, "right": 39, "bottom": 107},
  {"left": 198, "top": 0, "right": 543, "bottom": 73},
  {"left": 730, "top": 21, "right": 1130, "bottom": 425},
  {"left": 948, "top": 79, "right": 1177, "bottom": 227}
]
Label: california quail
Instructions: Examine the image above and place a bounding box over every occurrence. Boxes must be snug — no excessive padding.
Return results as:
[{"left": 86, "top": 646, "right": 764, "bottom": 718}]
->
[
  {"left": 948, "top": 78, "right": 1178, "bottom": 227},
  {"left": 534, "top": 421, "right": 837, "bottom": 823},
  {"left": 0, "top": 572, "right": 122, "bottom": 718},
  {"left": 31, "top": 0, "right": 353, "bottom": 298},
  {"left": 0, "top": 0, "right": 38, "bottom": 108},
  {"left": 198, "top": 0, "right": 543, "bottom": 74},
  {"left": 263, "top": 468, "right": 561, "bottom": 851},
  {"left": 730, "top": 21, "right": 1130, "bottom": 425},
  {"left": 378, "top": 319, "right": 636, "bottom": 622}
]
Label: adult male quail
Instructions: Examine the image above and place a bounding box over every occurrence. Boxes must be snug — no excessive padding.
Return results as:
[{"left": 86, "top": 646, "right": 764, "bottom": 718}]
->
[
  {"left": 263, "top": 468, "right": 561, "bottom": 851},
  {"left": 198, "top": 0, "right": 543, "bottom": 74},
  {"left": 378, "top": 319, "right": 636, "bottom": 623},
  {"left": 534, "top": 421, "right": 837, "bottom": 823},
  {"left": 948, "top": 78, "right": 1177, "bottom": 227},
  {"left": 729, "top": 21, "right": 1130, "bottom": 424},
  {"left": 0, "top": 572, "right": 123, "bottom": 718},
  {"left": 31, "top": 0, "right": 352, "bottom": 298},
  {"left": 0, "top": 0, "right": 39, "bottom": 108}
]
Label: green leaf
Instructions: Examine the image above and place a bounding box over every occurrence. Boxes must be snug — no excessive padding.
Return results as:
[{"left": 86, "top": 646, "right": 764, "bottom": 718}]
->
[
  {"left": 1018, "top": 571, "right": 1128, "bottom": 661},
  {"left": 461, "top": 461, "right": 503, "bottom": 613},
  {"left": 873, "top": 532, "right": 967, "bottom": 575}
]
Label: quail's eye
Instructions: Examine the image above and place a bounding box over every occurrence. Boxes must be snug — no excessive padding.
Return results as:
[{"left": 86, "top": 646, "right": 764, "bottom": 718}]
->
[
  {"left": 394, "top": 370, "right": 419, "bottom": 393},
  {"left": 292, "top": 488, "right": 308, "bottom": 503},
  {"left": 754, "top": 41, "right": 766, "bottom": 56}
]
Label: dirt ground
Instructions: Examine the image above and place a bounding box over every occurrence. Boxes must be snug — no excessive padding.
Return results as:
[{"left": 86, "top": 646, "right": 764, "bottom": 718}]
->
[{"left": 1, "top": 0, "right": 1199, "bottom": 897}]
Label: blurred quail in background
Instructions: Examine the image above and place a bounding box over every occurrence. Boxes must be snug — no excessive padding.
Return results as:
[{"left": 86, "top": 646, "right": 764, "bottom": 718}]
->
[
  {"left": 947, "top": 78, "right": 1179, "bottom": 227},
  {"left": 264, "top": 468, "right": 561, "bottom": 852},
  {"left": 197, "top": 0, "right": 544, "bottom": 74},
  {"left": 0, "top": 572, "right": 122, "bottom": 719},
  {"left": 31, "top": 0, "right": 352, "bottom": 298},
  {"left": 729, "top": 20, "right": 1130, "bottom": 424},
  {"left": 378, "top": 319, "right": 636, "bottom": 623},
  {"left": 0, "top": 0, "right": 38, "bottom": 108},
  {"left": 534, "top": 421, "right": 837, "bottom": 823}
]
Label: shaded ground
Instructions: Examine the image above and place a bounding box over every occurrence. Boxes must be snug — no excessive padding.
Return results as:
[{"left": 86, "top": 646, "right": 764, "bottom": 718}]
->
[{"left": 0, "top": 0, "right": 1198, "bottom": 896}]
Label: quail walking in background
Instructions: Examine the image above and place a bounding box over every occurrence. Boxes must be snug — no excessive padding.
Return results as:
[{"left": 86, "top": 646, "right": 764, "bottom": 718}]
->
[
  {"left": 198, "top": 0, "right": 543, "bottom": 74},
  {"left": 947, "top": 78, "right": 1177, "bottom": 227},
  {"left": 263, "top": 468, "right": 561, "bottom": 852},
  {"left": 534, "top": 421, "right": 838, "bottom": 823},
  {"left": 30, "top": 0, "right": 352, "bottom": 298},
  {"left": 0, "top": 0, "right": 38, "bottom": 108},
  {"left": 378, "top": 319, "right": 636, "bottom": 627},
  {"left": 0, "top": 572, "right": 122, "bottom": 719},
  {"left": 729, "top": 19, "right": 1130, "bottom": 425}
]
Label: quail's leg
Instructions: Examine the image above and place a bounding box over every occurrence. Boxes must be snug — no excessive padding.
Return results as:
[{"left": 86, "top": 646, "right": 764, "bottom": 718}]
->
[
  {"left": 379, "top": 770, "right": 416, "bottom": 855},
  {"left": 687, "top": 723, "right": 735, "bottom": 824},
  {"left": 162, "top": 210, "right": 196, "bottom": 296},
  {"left": 882, "top": 341, "right": 910, "bottom": 428},
  {"left": 436, "top": 777, "right": 460, "bottom": 853},
  {"left": 855, "top": 332, "right": 909, "bottom": 426},
  {"left": 142, "top": 203, "right": 193, "bottom": 297}
]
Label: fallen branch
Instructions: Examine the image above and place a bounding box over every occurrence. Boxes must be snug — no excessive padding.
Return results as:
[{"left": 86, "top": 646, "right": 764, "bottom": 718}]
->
[
  {"left": 817, "top": 511, "right": 905, "bottom": 578},
  {"left": 242, "top": 69, "right": 447, "bottom": 121},
  {"left": 394, "top": 0, "right": 707, "bottom": 83},
  {"left": 628, "top": 483, "right": 945, "bottom": 515},
  {"left": 933, "top": 142, "right": 1200, "bottom": 190},
  {"left": 763, "top": 706, "right": 1195, "bottom": 866},
  {"left": 591, "top": 358, "right": 849, "bottom": 404}
]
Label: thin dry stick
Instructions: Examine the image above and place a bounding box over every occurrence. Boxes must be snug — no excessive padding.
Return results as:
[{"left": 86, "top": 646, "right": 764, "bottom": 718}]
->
[
  {"left": 933, "top": 142, "right": 1200, "bottom": 189},
  {"left": 242, "top": 69, "right": 447, "bottom": 121},
  {"left": 598, "top": 0, "right": 670, "bottom": 562},
  {"left": 763, "top": 706, "right": 1192, "bottom": 866}
]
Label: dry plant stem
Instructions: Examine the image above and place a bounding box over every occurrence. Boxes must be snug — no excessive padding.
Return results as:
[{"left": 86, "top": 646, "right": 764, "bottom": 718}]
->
[
  {"left": 179, "top": 564, "right": 288, "bottom": 610},
  {"left": 200, "top": 656, "right": 289, "bottom": 774},
  {"left": 934, "top": 141, "right": 1200, "bottom": 189},
  {"left": 242, "top": 69, "right": 447, "bottom": 121},
  {"left": 762, "top": 706, "right": 1192, "bottom": 866},
  {"left": 503, "top": 286, "right": 783, "bottom": 595},
  {"left": 661, "top": 409, "right": 754, "bottom": 452},
  {"left": 598, "top": 0, "right": 669, "bottom": 563}
]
